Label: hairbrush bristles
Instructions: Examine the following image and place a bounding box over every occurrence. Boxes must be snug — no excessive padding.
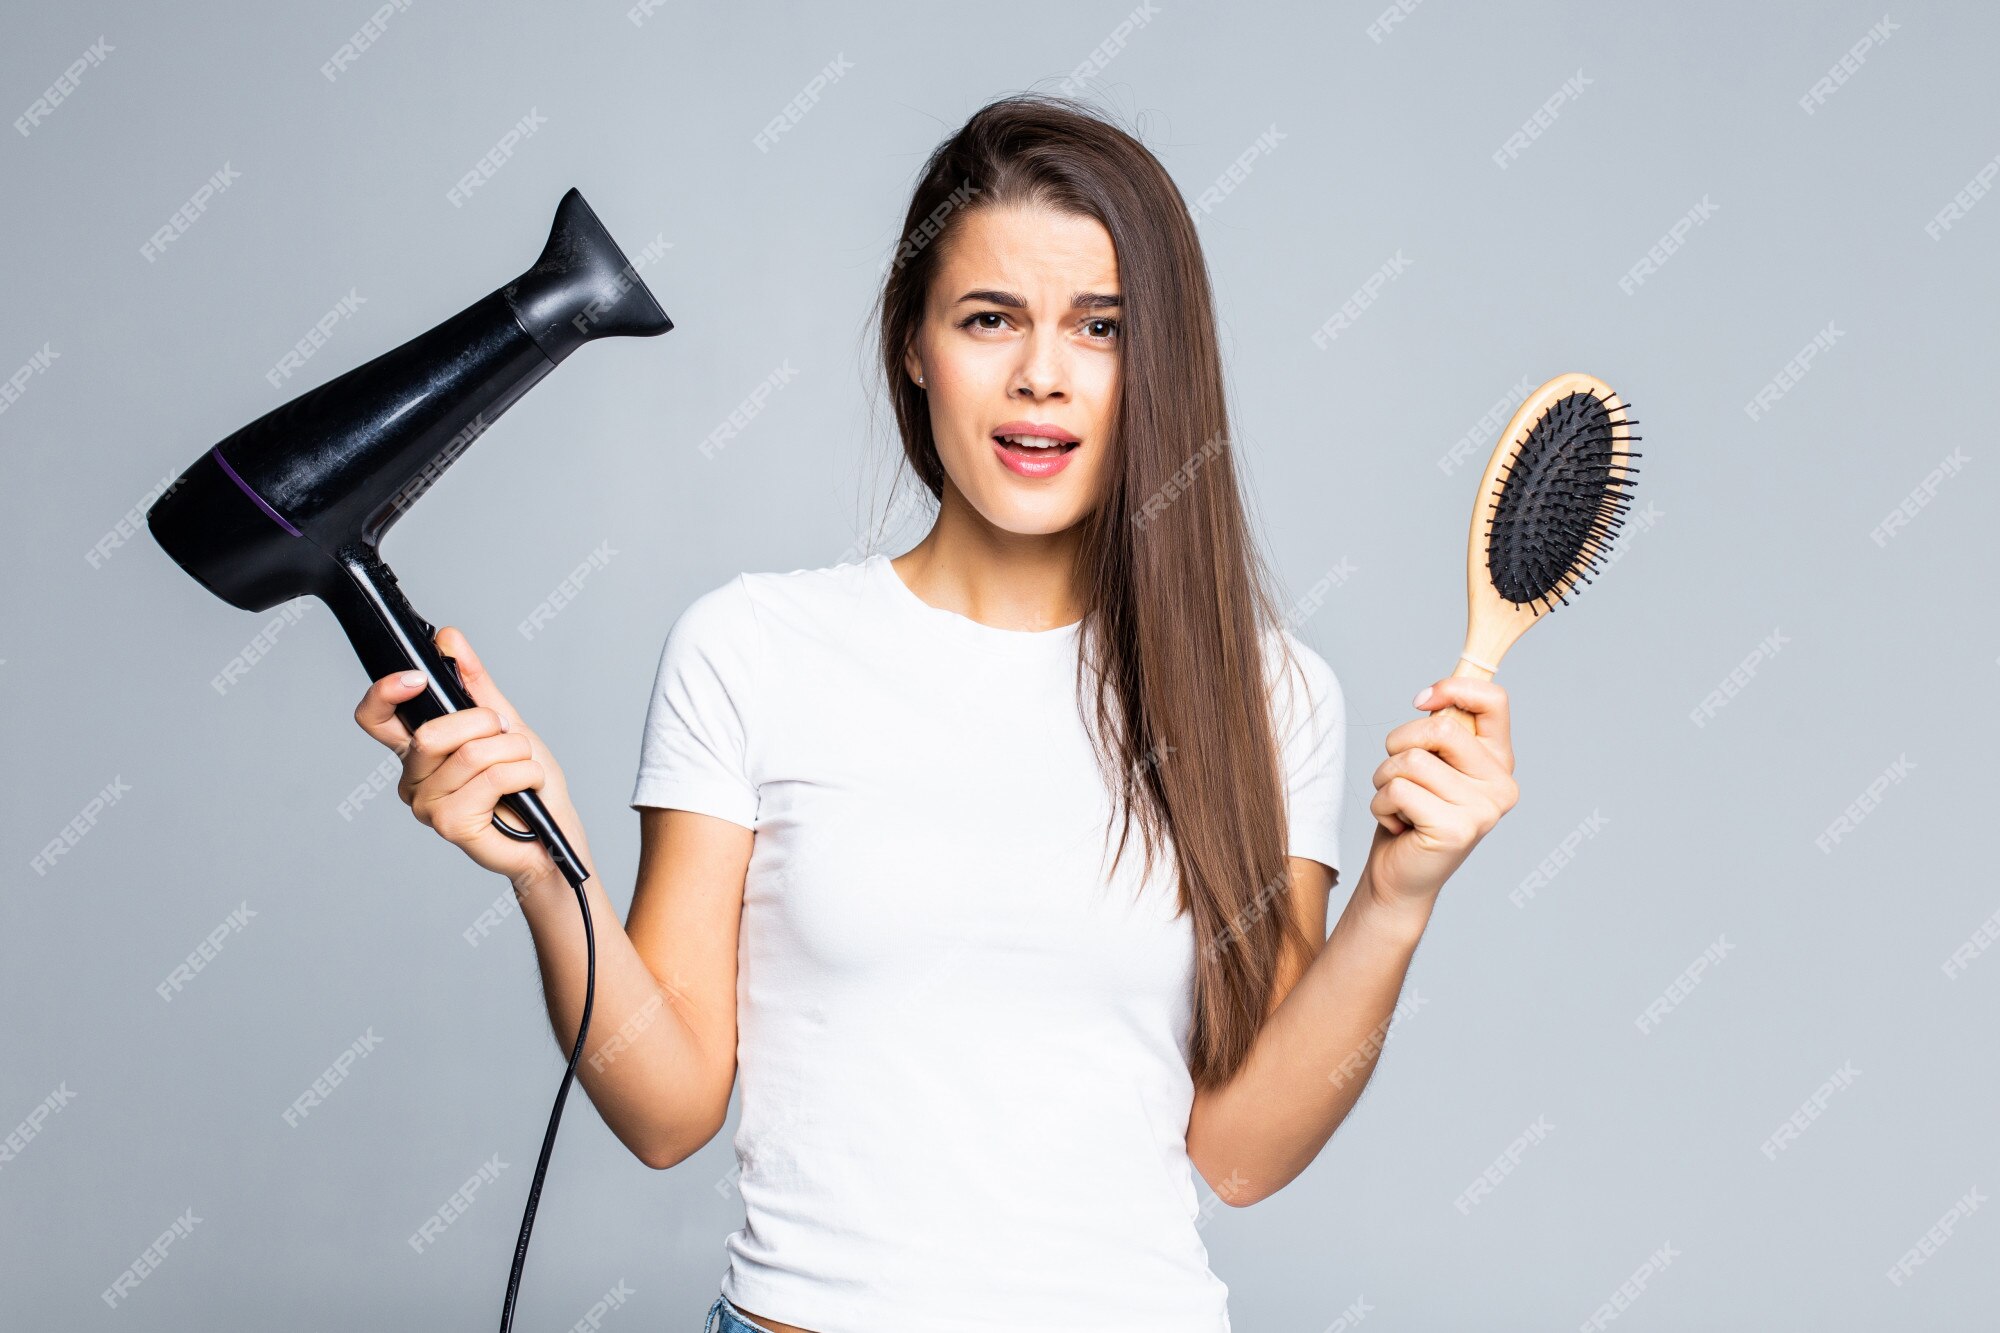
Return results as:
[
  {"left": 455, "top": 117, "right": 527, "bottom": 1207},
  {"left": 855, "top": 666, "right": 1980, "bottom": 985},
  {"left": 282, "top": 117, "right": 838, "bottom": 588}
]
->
[{"left": 1484, "top": 388, "right": 1641, "bottom": 614}]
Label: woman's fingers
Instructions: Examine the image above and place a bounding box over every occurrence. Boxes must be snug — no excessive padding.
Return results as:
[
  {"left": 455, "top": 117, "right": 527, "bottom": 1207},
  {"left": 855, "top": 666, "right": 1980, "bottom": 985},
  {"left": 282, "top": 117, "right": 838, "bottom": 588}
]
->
[
  {"left": 347, "top": 628, "right": 571, "bottom": 886},
  {"left": 1371, "top": 774, "right": 1453, "bottom": 838},
  {"left": 1383, "top": 714, "right": 1505, "bottom": 782},
  {"left": 1415, "top": 677, "right": 1511, "bottom": 742},
  {"left": 405, "top": 731, "right": 535, "bottom": 818},
  {"left": 435, "top": 626, "right": 521, "bottom": 729},
  {"left": 354, "top": 669, "right": 430, "bottom": 754},
  {"left": 397, "top": 706, "right": 513, "bottom": 802},
  {"left": 418, "top": 758, "right": 548, "bottom": 842},
  {"left": 1373, "top": 680, "right": 1522, "bottom": 849},
  {"left": 354, "top": 628, "right": 527, "bottom": 761},
  {"left": 1373, "top": 744, "right": 1479, "bottom": 804},
  {"left": 1400, "top": 678, "right": 1514, "bottom": 774}
]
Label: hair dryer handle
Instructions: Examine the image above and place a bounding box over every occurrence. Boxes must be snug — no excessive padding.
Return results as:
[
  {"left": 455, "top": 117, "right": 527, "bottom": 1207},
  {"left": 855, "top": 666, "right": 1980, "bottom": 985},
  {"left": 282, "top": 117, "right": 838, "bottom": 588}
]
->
[{"left": 329, "top": 550, "right": 593, "bottom": 889}]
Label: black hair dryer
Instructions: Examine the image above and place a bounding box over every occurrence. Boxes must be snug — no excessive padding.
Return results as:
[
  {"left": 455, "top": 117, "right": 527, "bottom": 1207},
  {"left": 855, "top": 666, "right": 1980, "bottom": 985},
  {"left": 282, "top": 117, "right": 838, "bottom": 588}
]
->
[{"left": 149, "top": 188, "right": 670, "bottom": 890}]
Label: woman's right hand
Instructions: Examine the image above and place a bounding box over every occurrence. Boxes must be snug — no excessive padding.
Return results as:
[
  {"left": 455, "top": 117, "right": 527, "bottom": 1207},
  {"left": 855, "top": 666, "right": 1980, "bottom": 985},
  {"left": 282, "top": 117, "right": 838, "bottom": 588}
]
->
[{"left": 352, "top": 625, "right": 589, "bottom": 890}]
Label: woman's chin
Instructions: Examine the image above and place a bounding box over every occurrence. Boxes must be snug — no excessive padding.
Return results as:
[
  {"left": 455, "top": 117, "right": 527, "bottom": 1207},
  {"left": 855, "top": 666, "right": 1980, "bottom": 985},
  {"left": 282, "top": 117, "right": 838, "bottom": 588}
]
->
[{"left": 971, "top": 492, "right": 1091, "bottom": 537}]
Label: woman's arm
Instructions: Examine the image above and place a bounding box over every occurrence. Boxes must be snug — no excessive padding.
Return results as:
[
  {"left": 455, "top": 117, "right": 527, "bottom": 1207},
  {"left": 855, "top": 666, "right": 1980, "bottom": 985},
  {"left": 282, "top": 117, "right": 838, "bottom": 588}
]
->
[
  {"left": 514, "top": 806, "right": 751, "bottom": 1170},
  {"left": 1186, "top": 676, "right": 1518, "bottom": 1206},
  {"left": 1185, "top": 856, "right": 1428, "bottom": 1207},
  {"left": 355, "top": 627, "right": 747, "bottom": 1171}
]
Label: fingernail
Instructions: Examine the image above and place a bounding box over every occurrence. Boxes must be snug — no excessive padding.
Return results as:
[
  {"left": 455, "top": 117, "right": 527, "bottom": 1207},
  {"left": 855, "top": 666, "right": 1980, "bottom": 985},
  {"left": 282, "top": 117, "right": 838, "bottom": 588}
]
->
[
  {"left": 1413, "top": 686, "right": 1433, "bottom": 708},
  {"left": 498, "top": 713, "right": 510, "bottom": 731},
  {"left": 400, "top": 670, "right": 427, "bottom": 689}
]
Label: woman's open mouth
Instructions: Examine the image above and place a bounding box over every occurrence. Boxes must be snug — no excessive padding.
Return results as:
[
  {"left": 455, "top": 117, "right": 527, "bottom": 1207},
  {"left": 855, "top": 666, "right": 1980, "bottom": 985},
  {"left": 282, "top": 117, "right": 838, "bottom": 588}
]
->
[{"left": 991, "top": 425, "right": 1080, "bottom": 478}]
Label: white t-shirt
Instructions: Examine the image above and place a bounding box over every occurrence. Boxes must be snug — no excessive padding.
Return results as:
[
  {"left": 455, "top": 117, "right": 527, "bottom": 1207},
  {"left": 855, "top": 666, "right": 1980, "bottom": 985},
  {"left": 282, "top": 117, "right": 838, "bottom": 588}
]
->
[{"left": 630, "top": 552, "right": 1346, "bottom": 1333}]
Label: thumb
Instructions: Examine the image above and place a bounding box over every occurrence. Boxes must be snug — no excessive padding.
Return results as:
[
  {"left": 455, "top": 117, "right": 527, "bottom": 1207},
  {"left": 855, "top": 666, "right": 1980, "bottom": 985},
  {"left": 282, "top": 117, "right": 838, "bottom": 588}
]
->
[{"left": 434, "top": 625, "right": 520, "bottom": 725}]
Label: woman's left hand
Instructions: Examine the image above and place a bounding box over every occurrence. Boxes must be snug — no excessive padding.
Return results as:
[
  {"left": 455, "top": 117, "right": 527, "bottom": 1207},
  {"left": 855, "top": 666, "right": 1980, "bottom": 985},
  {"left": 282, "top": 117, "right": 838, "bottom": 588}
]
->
[{"left": 1363, "top": 677, "right": 1519, "bottom": 921}]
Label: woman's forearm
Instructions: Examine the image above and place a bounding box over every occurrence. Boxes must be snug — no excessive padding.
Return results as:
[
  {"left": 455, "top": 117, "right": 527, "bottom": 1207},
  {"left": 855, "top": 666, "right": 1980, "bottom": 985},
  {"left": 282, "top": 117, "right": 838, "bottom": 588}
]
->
[
  {"left": 512, "top": 863, "right": 729, "bottom": 1169},
  {"left": 1186, "top": 863, "right": 1431, "bottom": 1206}
]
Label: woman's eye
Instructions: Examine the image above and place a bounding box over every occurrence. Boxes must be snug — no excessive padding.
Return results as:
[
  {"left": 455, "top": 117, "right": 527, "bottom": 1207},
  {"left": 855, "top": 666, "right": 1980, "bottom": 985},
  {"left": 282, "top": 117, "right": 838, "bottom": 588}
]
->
[{"left": 956, "top": 311, "right": 1117, "bottom": 339}]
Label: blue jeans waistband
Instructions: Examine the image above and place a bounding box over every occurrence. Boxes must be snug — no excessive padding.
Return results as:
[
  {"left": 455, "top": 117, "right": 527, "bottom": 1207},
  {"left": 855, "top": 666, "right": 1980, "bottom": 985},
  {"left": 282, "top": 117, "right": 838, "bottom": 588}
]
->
[{"left": 704, "top": 1293, "right": 780, "bottom": 1333}]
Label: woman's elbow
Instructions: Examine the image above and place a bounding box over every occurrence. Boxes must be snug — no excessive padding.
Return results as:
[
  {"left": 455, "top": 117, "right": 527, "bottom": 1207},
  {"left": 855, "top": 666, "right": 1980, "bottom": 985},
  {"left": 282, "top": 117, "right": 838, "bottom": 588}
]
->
[{"left": 627, "top": 1109, "right": 727, "bottom": 1171}]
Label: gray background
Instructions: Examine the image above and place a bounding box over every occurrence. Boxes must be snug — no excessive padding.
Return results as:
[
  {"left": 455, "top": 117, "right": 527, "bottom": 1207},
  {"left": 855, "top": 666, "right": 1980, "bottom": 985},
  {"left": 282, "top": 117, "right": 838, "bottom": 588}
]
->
[{"left": 4, "top": 0, "right": 1996, "bottom": 1328}]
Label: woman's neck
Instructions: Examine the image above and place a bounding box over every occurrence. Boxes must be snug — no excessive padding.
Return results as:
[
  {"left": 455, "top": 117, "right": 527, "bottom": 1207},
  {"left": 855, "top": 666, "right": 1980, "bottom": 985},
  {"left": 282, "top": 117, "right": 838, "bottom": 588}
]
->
[{"left": 891, "top": 487, "right": 1086, "bottom": 633}]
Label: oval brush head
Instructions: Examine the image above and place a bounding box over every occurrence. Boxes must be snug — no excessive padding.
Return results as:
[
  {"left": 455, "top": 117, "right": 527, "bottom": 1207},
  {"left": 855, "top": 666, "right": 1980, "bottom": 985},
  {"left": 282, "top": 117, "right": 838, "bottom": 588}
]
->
[{"left": 1433, "top": 372, "right": 1641, "bottom": 732}]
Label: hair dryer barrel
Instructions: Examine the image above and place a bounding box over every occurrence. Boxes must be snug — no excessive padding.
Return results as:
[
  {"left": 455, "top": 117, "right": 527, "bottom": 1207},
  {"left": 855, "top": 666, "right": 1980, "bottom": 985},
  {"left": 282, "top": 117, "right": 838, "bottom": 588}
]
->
[{"left": 148, "top": 188, "right": 670, "bottom": 612}]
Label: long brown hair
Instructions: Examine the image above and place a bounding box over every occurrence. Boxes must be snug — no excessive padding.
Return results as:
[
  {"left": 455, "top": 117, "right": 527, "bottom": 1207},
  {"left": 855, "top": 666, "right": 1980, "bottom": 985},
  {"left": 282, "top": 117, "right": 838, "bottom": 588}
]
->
[{"left": 871, "top": 93, "right": 1320, "bottom": 1089}]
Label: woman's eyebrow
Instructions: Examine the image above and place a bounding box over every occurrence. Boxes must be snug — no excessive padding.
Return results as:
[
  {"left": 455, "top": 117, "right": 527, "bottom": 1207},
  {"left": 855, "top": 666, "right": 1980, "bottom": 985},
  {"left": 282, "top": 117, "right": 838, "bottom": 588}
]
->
[{"left": 954, "top": 289, "right": 1124, "bottom": 311}]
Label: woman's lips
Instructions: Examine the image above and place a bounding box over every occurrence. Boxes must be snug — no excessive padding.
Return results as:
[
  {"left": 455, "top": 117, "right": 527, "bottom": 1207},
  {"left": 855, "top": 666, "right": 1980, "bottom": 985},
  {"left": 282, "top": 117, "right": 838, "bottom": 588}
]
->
[
  {"left": 992, "top": 434, "right": 1078, "bottom": 477},
  {"left": 991, "top": 421, "right": 1080, "bottom": 478}
]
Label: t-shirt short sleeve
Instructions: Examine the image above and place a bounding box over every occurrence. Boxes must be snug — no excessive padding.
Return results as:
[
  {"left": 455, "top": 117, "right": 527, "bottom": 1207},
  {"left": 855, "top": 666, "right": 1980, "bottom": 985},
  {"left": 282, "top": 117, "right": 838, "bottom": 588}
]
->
[
  {"left": 1271, "top": 629, "right": 1347, "bottom": 878},
  {"left": 630, "top": 574, "right": 762, "bottom": 829}
]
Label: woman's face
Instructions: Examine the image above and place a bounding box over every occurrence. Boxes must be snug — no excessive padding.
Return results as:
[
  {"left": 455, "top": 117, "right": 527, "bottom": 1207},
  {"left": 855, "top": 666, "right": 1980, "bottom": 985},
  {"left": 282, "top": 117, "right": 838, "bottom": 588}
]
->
[{"left": 903, "top": 201, "right": 1122, "bottom": 537}]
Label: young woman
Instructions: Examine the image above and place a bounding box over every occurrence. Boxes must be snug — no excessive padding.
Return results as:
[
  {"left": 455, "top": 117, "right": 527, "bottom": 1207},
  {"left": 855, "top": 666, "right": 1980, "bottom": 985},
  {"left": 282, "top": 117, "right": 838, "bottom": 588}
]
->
[{"left": 354, "top": 94, "right": 1519, "bottom": 1333}]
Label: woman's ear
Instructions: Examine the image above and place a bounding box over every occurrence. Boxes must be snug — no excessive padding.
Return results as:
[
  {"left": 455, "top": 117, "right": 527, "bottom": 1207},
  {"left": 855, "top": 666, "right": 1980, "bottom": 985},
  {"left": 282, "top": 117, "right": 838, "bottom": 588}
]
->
[{"left": 901, "top": 340, "right": 924, "bottom": 388}]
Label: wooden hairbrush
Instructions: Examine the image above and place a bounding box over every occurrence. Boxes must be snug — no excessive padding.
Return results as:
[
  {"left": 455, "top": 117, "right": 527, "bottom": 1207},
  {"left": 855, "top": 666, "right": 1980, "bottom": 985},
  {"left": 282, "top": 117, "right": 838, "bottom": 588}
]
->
[{"left": 1433, "top": 372, "right": 1641, "bottom": 733}]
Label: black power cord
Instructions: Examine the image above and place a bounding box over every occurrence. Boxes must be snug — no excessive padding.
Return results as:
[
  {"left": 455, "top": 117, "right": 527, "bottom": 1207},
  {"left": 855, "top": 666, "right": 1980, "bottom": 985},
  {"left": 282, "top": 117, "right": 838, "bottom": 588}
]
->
[{"left": 489, "top": 813, "right": 596, "bottom": 1333}]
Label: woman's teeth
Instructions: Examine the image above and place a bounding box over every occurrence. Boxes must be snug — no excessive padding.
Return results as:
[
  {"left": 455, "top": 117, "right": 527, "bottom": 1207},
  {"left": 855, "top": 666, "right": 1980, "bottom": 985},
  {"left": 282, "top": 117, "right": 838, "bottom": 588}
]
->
[{"left": 995, "top": 434, "right": 1077, "bottom": 452}]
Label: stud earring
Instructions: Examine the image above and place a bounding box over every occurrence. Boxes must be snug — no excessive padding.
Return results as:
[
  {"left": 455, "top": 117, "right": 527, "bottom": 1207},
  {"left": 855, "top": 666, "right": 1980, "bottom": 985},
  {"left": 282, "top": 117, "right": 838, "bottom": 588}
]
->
[{"left": 917, "top": 374, "right": 925, "bottom": 386}]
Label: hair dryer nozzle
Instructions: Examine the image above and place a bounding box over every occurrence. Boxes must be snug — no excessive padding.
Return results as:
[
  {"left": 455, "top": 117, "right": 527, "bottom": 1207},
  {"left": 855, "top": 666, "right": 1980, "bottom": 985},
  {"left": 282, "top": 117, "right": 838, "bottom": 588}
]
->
[{"left": 506, "top": 188, "right": 673, "bottom": 364}]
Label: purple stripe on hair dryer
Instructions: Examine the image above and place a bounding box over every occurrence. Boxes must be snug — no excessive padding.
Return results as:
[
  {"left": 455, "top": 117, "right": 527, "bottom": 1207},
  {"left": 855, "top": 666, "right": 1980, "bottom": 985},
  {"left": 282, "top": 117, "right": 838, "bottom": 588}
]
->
[{"left": 148, "top": 187, "right": 669, "bottom": 891}]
